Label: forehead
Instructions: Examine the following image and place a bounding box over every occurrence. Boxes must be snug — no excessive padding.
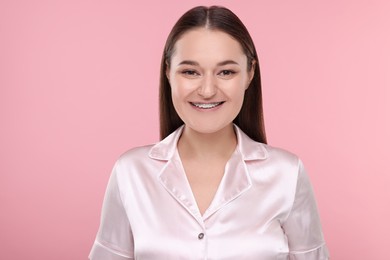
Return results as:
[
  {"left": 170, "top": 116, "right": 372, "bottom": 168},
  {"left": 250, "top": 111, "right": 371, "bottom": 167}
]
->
[{"left": 171, "top": 28, "right": 246, "bottom": 64}]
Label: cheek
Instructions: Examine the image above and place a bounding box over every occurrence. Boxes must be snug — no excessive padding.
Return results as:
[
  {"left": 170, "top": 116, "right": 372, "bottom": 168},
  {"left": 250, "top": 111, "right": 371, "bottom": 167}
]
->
[
  {"left": 170, "top": 79, "right": 190, "bottom": 112},
  {"left": 226, "top": 78, "right": 248, "bottom": 98},
  {"left": 233, "top": 92, "right": 246, "bottom": 110},
  {"left": 170, "top": 81, "right": 184, "bottom": 103},
  {"left": 228, "top": 80, "right": 247, "bottom": 111},
  {"left": 170, "top": 86, "right": 181, "bottom": 109},
  {"left": 170, "top": 77, "right": 195, "bottom": 99}
]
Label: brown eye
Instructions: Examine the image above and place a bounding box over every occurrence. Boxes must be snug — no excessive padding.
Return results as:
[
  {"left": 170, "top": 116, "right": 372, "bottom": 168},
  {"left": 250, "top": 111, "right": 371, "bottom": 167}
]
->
[
  {"left": 181, "top": 70, "right": 200, "bottom": 78},
  {"left": 218, "top": 70, "right": 236, "bottom": 76},
  {"left": 182, "top": 70, "right": 197, "bottom": 75}
]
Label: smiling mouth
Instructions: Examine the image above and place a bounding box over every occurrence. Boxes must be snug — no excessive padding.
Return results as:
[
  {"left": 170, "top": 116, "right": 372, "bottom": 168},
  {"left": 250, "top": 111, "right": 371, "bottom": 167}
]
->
[{"left": 190, "top": 102, "right": 225, "bottom": 109}]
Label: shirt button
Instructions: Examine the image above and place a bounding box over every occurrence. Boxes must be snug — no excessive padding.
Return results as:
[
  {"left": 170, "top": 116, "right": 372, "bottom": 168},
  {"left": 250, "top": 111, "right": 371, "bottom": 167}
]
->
[{"left": 198, "top": 233, "right": 204, "bottom": 240}]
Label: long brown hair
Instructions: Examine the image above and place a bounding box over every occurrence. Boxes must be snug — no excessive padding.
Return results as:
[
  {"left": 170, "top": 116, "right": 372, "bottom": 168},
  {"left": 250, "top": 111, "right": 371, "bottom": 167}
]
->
[{"left": 159, "top": 6, "right": 267, "bottom": 144}]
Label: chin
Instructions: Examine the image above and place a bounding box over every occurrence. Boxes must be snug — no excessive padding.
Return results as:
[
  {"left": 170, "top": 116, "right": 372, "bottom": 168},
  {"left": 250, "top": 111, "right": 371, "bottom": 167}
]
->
[{"left": 185, "top": 121, "right": 234, "bottom": 135}]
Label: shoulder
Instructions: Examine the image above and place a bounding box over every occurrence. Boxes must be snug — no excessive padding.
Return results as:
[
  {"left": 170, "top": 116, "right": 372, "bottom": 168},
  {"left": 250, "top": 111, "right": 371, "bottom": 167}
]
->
[
  {"left": 119, "top": 144, "right": 154, "bottom": 160},
  {"left": 263, "top": 144, "right": 300, "bottom": 166},
  {"left": 112, "top": 127, "right": 182, "bottom": 174},
  {"left": 247, "top": 142, "right": 302, "bottom": 178},
  {"left": 113, "top": 143, "right": 156, "bottom": 170},
  {"left": 235, "top": 125, "right": 300, "bottom": 167},
  {"left": 108, "top": 143, "right": 166, "bottom": 184},
  {"left": 117, "top": 144, "right": 154, "bottom": 164}
]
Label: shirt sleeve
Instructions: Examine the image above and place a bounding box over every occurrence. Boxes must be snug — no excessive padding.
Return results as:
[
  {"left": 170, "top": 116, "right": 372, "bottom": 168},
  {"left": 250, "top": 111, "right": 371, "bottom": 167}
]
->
[
  {"left": 89, "top": 161, "right": 134, "bottom": 260},
  {"left": 282, "top": 160, "right": 330, "bottom": 260}
]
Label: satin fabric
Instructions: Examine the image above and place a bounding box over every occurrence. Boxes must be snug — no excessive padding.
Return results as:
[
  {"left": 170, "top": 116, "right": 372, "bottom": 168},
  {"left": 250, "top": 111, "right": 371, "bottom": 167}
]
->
[{"left": 89, "top": 125, "right": 329, "bottom": 260}]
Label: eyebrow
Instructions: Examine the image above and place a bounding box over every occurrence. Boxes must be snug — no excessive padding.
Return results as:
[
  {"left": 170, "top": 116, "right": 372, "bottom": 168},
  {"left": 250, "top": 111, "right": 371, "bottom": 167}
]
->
[{"left": 178, "top": 60, "right": 239, "bottom": 66}]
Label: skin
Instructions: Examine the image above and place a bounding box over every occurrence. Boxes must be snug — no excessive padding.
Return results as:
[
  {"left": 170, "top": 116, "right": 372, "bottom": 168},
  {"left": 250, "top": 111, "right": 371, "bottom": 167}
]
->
[{"left": 166, "top": 28, "right": 254, "bottom": 215}]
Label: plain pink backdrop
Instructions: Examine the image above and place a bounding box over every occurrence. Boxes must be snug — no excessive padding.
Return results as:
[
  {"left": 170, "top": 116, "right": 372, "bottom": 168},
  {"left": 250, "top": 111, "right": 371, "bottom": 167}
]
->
[{"left": 1, "top": 0, "right": 389, "bottom": 259}]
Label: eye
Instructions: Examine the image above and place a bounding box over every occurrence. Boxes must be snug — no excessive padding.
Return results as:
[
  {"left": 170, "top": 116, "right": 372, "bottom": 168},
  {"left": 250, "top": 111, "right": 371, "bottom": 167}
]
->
[
  {"left": 218, "top": 70, "right": 236, "bottom": 76},
  {"left": 181, "top": 70, "right": 200, "bottom": 77}
]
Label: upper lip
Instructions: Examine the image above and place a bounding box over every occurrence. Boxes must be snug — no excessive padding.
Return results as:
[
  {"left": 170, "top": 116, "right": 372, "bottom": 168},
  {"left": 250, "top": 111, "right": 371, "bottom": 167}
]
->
[
  {"left": 189, "top": 101, "right": 225, "bottom": 109},
  {"left": 190, "top": 101, "right": 225, "bottom": 104}
]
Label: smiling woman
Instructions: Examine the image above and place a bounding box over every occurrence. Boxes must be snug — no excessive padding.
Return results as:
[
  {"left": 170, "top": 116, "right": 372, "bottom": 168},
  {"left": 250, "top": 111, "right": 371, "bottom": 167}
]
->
[
  {"left": 89, "top": 6, "right": 329, "bottom": 260},
  {"left": 167, "top": 28, "right": 253, "bottom": 135}
]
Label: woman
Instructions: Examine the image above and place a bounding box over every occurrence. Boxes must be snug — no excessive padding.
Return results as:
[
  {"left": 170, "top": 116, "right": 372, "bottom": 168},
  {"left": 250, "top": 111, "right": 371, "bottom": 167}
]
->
[{"left": 89, "top": 6, "right": 329, "bottom": 260}]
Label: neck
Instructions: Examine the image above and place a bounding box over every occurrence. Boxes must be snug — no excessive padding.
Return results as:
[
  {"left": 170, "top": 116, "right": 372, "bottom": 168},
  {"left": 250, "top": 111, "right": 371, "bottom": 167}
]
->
[{"left": 178, "top": 124, "right": 237, "bottom": 160}]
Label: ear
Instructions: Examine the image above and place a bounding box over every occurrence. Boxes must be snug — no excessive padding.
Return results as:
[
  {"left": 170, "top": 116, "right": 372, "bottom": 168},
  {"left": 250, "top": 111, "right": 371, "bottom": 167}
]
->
[
  {"left": 246, "top": 60, "right": 256, "bottom": 89},
  {"left": 165, "top": 61, "right": 170, "bottom": 80}
]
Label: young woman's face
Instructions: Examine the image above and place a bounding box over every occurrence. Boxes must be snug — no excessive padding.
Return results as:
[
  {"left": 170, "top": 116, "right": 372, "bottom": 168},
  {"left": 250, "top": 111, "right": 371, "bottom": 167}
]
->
[{"left": 167, "top": 28, "right": 254, "bottom": 135}]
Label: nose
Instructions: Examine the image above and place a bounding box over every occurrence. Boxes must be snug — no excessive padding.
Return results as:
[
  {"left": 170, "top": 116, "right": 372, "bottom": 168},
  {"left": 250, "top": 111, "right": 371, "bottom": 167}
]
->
[{"left": 197, "top": 74, "right": 217, "bottom": 98}]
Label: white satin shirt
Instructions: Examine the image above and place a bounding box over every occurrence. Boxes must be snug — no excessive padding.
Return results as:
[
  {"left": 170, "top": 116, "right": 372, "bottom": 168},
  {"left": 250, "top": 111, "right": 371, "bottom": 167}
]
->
[{"left": 89, "top": 125, "right": 329, "bottom": 259}]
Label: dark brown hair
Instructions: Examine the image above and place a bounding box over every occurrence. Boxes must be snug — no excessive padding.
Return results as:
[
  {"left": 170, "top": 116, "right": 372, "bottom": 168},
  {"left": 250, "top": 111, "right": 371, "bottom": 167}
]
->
[{"left": 159, "top": 6, "right": 267, "bottom": 144}]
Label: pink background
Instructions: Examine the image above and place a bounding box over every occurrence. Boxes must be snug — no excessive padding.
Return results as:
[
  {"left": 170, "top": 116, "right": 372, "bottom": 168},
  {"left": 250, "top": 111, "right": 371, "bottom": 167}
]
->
[{"left": 1, "top": 0, "right": 389, "bottom": 259}]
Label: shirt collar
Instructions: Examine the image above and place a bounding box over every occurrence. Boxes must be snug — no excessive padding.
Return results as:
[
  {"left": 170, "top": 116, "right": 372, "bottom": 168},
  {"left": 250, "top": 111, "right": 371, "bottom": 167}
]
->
[{"left": 148, "top": 124, "right": 268, "bottom": 161}]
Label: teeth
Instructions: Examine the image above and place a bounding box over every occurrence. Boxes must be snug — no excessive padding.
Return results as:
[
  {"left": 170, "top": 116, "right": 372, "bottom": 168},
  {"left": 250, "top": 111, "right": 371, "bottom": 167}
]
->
[{"left": 192, "top": 102, "right": 223, "bottom": 109}]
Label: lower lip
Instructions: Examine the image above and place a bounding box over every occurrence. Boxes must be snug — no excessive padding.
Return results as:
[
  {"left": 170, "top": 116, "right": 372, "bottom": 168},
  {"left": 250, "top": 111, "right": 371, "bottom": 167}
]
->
[{"left": 190, "top": 102, "right": 224, "bottom": 111}]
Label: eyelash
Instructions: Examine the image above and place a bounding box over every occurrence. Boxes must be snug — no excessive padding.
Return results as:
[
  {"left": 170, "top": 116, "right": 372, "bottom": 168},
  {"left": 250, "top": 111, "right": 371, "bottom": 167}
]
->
[
  {"left": 181, "top": 70, "right": 199, "bottom": 76},
  {"left": 180, "top": 70, "right": 236, "bottom": 77},
  {"left": 218, "top": 70, "right": 236, "bottom": 76}
]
